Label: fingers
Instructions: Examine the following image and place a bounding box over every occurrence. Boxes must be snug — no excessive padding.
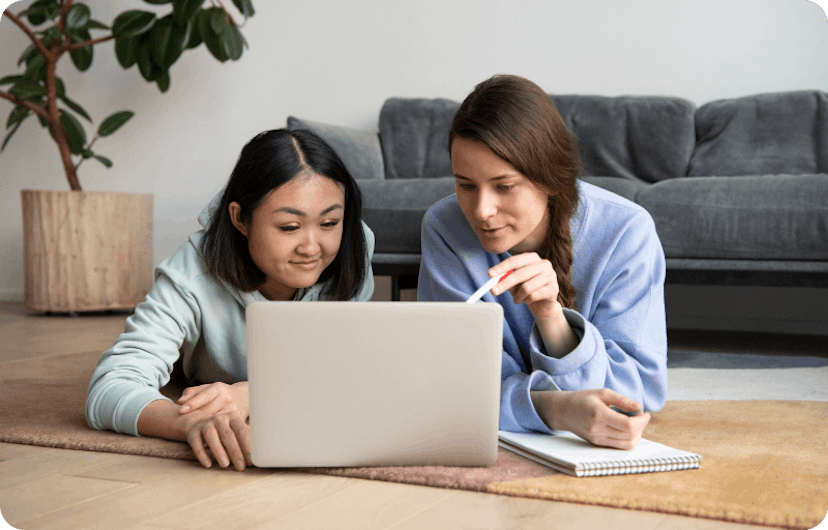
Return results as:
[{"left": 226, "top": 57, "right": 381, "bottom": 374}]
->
[
  {"left": 490, "top": 256, "right": 557, "bottom": 304},
  {"left": 179, "top": 383, "right": 235, "bottom": 415},
  {"left": 188, "top": 414, "right": 251, "bottom": 471}
]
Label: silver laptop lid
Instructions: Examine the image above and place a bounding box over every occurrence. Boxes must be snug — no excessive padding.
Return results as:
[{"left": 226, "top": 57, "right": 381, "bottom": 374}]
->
[{"left": 247, "top": 301, "right": 503, "bottom": 467}]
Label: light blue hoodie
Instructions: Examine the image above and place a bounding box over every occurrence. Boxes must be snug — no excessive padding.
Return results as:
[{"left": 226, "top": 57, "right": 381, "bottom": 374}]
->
[
  {"left": 417, "top": 181, "right": 667, "bottom": 434},
  {"left": 86, "top": 192, "right": 375, "bottom": 436}
]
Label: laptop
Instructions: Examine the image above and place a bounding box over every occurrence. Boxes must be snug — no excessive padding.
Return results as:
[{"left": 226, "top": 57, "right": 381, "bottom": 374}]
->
[{"left": 246, "top": 301, "right": 503, "bottom": 467}]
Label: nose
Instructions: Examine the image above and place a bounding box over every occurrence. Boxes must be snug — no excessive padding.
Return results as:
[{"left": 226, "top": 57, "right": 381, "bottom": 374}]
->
[
  {"left": 296, "top": 229, "right": 320, "bottom": 256},
  {"left": 472, "top": 188, "right": 497, "bottom": 222}
]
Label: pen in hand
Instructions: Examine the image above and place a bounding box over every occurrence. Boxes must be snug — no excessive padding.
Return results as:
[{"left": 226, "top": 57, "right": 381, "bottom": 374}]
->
[{"left": 466, "top": 270, "right": 514, "bottom": 304}]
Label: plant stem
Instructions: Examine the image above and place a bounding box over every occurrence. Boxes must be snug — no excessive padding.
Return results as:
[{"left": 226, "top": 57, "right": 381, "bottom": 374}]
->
[
  {"left": 2, "top": 10, "right": 55, "bottom": 62},
  {"left": 0, "top": 91, "right": 50, "bottom": 121}
]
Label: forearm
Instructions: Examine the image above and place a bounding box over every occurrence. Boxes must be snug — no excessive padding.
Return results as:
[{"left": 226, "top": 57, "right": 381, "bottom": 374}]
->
[
  {"left": 530, "top": 390, "right": 566, "bottom": 431},
  {"left": 534, "top": 306, "right": 579, "bottom": 358},
  {"left": 137, "top": 399, "right": 207, "bottom": 441}
]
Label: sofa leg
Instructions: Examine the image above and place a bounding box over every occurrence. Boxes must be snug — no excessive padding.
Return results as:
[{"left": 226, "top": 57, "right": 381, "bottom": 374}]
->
[{"left": 391, "top": 276, "right": 401, "bottom": 301}]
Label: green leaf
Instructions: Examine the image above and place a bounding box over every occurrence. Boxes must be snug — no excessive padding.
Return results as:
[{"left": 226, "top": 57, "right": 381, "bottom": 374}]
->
[
  {"left": 149, "top": 15, "right": 187, "bottom": 70},
  {"left": 23, "top": 0, "right": 60, "bottom": 27},
  {"left": 2, "top": 122, "right": 24, "bottom": 151},
  {"left": 81, "top": 148, "right": 93, "bottom": 158},
  {"left": 55, "top": 77, "right": 65, "bottom": 97},
  {"left": 22, "top": 52, "right": 46, "bottom": 84},
  {"left": 39, "top": 27, "right": 63, "bottom": 47},
  {"left": 59, "top": 94, "right": 92, "bottom": 122},
  {"left": 173, "top": 0, "right": 204, "bottom": 25},
  {"left": 6, "top": 106, "right": 29, "bottom": 129},
  {"left": 231, "top": 0, "right": 255, "bottom": 18},
  {"left": 98, "top": 111, "right": 134, "bottom": 137},
  {"left": 69, "top": 30, "right": 94, "bottom": 71},
  {"left": 155, "top": 71, "right": 170, "bottom": 93},
  {"left": 144, "top": 0, "right": 172, "bottom": 4},
  {"left": 0, "top": 75, "right": 24, "bottom": 86},
  {"left": 93, "top": 155, "right": 113, "bottom": 168},
  {"left": 136, "top": 42, "right": 162, "bottom": 81},
  {"left": 59, "top": 111, "right": 87, "bottom": 154},
  {"left": 17, "top": 46, "right": 37, "bottom": 67},
  {"left": 64, "top": 3, "right": 90, "bottom": 30},
  {"left": 112, "top": 10, "right": 156, "bottom": 39},
  {"left": 114, "top": 35, "right": 140, "bottom": 69},
  {"left": 199, "top": 8, "right": 227, "bottom": 62},
  {"left": 87, "top": 19, "right": 110, "bottom": 31},
  {"left": 9, "top": 82, "right": 47, "bottom": 100},
  {"left": 221, "top": 23, "right": 244, "bottom": 60},
  {"left": 185, "top": 17, "right": 202, "bottom": 49}
]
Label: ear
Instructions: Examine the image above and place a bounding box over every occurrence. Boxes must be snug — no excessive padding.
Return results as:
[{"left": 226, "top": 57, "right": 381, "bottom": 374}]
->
[{"left": 228, "top": 202, "right": 249, "bottom": 237}]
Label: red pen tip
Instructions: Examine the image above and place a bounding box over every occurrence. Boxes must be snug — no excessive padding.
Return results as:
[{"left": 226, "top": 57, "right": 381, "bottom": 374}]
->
[{"left": 498, "top": 270, "right": 514, "bottom": 283}]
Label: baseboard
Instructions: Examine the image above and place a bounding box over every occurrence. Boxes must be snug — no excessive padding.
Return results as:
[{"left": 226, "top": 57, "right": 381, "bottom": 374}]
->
[
  {"left": 0, "top": 289, "right": 24, "bottom": 302},
  {"left": 666, "top": 284, "right": 828, "bottom": 336}
]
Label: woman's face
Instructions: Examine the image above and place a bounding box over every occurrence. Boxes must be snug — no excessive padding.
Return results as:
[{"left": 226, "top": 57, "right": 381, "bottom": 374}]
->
[
  {"left": 451, "top": 137, "right": 551, "bottom": 255},
  {"left": 230, "top": 172, "right": 345, "bottom": 301}
]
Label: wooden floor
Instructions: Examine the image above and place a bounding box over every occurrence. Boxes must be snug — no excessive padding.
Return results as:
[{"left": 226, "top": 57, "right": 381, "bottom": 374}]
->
[{"left": 0, "top": 295, "right": 768, "bottom": 530}]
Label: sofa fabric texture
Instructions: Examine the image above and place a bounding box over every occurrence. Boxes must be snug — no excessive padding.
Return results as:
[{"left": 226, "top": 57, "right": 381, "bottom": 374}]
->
[{"left": 287, "top": 89, "right": 828, "bottom": 277}]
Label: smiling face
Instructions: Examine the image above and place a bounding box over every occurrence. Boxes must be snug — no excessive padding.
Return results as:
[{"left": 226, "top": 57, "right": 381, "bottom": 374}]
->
[
  {"left": 230, "top": 172, "right": 345, "bottom": 301},
  {"left": 451, "top": 136, "right": 552, "bottom": 255}
]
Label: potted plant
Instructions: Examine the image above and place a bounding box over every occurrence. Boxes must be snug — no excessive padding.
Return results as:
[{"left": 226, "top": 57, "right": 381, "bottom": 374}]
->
[{"left": 0, "top": 0, "right": 255, "bottom": 312}]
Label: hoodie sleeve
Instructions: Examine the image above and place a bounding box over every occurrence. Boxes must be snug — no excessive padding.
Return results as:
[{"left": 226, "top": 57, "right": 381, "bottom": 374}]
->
[{"left": 85, "top": 270, "right": 203, "bottom": 436}]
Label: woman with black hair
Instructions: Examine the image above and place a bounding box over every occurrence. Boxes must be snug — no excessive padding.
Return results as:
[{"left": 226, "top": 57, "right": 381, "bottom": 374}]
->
[
  {"left": 418, "top": 75, "right": 666, "bottom": 450},
  {"left": 86, "top": 129, "right": 374, "bottom": 470}
]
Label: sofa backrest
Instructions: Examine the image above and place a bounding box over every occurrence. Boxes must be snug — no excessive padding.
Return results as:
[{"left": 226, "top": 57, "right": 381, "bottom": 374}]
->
[
  {"left": 688, "top": 90, "right": 828, "bottom": 177},
  {"left": 550, "top": 95, "right": 697, "bottom": 183},
  {"left": 379, "top": 98, "right": 460, "bottom": 180},
  {"left": 378, "top": 94, "right": 697, "bottom": 183}
]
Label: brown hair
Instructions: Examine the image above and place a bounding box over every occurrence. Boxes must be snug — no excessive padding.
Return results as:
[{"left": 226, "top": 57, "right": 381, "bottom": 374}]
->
[{"left": 448, "top": 74, "right": 582, "bottom": 308}]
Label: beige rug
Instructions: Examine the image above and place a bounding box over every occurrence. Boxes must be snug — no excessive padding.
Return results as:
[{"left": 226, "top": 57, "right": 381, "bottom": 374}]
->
[{"left": 1, "top": 350, "right": 826, "bottom": 529}]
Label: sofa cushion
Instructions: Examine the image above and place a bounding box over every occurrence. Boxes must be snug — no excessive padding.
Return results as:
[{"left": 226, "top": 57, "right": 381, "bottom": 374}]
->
[
  {"left": 579, "top": 176, "right": 648, "bottom": 203},
  {"left": 378, "top": 98, "right": 460, "bottom": 180},
  {"left": 637, "top": 175, "right": 828, "bottom": 260},
  {"left": 550, "top": 95, "right": 697, "bottom": 183},
  {"left": 358, "top": 177, "right": 456, "bottom": 254},
  {"left": 287, "top": 117, "right": 385, "bottom": 180},
  {"left": 688, "top": 90, "right": 828, "bottom": 176}
]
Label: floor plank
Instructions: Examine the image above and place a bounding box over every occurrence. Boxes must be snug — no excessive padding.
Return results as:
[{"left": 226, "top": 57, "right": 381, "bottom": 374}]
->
[
  {"left": 0, "top": 474, "right": 137, "bottom": 526},
  {"left": 141, "top": 472, "right": 456, "bottom": 530}
]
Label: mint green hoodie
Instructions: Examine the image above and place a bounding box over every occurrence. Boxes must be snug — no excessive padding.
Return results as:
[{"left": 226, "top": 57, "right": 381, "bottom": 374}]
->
[{"left": 86, "top": 192, "right": 375, "bottom": 436}]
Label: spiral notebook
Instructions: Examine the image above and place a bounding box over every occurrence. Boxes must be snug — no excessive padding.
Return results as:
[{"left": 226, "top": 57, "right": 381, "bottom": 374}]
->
[{"left": 498, "top": 430, "right": 701, "bottom": 477}]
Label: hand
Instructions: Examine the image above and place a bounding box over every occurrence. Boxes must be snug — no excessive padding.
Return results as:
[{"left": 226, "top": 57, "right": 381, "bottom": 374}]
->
[
  {"left": 178, "top": 382, "right": 249, "bottom": 419},
  {"left": 532, "top": 388, "right": 651, "bottom": 450},
  {"left": 489, "top": 252, "right": 560, "bottom": 319},
  {"left": 489, "top": 253, "right": 578, "bottom": 356},
  {"left": 184, "top": 410, "right": 252, "bottom": 471}
]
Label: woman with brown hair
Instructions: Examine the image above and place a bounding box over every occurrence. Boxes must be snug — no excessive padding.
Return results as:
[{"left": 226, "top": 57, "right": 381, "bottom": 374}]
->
[{"left": 417, "top": 75, "right": 666, "bottom": 450}]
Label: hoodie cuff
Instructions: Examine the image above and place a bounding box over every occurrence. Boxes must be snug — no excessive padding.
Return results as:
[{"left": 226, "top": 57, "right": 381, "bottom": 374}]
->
[{"left": 114, "top": 387, "right": 173, "bottom": 437}]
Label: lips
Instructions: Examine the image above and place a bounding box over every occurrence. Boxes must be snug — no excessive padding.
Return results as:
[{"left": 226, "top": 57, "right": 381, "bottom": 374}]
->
[
  {"left": 291, "top": 259, "right": 321, "bottom": 269},
  {"left": 479, "top": 226, "right": 506, "bottom": 237}
]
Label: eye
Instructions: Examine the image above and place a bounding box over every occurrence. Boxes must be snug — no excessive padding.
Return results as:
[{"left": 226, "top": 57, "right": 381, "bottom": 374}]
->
[
  {"left": 498, "top": 184, "right": 514, "bottom": 192},
  {"left": 279, "top": 226, "right": 299, "bottom": 232},
  {"left": 457, "top": 183, "right": 476, "bottom": 191},
  {"left": 321, "top": 220, "right": 340, "bottom": 229}
]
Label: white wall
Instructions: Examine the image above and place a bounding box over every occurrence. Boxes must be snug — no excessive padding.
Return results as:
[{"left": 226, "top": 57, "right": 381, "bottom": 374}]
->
[{"left": 1, "top": 0, "right": 827, "bottom": 301}]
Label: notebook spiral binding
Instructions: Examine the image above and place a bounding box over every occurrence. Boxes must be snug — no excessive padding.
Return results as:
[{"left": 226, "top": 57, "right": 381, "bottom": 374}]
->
[{"left": 578, "top": 456, "right": 700, "bottom": 477}]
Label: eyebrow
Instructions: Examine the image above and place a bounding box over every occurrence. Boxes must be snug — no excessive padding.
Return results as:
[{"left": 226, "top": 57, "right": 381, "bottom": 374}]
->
[
  {"left": 272, "top": 204, "right": 343, "bottom": 217},
  {"left": 454, "top": 174, "right": 518, "bottom": 181}
]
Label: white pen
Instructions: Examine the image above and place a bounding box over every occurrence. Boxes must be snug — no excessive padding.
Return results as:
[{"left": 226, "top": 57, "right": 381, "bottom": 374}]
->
[{"left": 465, "top": 270, "right": 514, "bottom": 304}]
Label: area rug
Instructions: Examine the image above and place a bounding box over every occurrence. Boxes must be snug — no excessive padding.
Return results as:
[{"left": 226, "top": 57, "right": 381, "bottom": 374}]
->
[{"left": 1, "top": 351, "right": 826, "bottom": 529}]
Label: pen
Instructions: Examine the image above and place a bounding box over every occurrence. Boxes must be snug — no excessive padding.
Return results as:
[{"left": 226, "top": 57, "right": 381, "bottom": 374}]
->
[{"left": 465, "top": 270, "right": 513, "bottom": 304}]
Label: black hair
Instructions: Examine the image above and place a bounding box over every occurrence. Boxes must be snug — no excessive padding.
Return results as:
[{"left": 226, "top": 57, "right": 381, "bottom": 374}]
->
[{"left": 201, "top": 129, "right": 368, "bottom": 301}]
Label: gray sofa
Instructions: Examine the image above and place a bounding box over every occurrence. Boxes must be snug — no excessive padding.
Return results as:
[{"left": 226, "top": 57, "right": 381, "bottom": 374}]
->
[{"left": 288, "top": 89, "right": 828, "bottom": 299}]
